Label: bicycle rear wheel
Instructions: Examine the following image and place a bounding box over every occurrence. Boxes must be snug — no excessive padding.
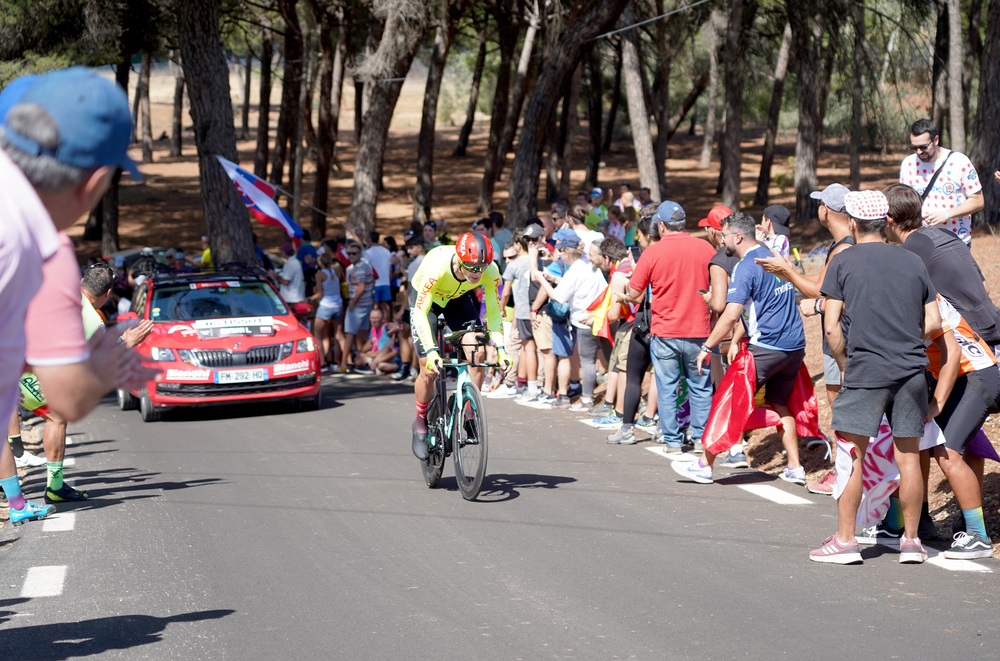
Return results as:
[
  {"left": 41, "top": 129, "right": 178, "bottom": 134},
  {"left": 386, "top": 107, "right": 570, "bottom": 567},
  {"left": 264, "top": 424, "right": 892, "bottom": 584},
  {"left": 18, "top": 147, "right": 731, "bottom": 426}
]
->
[
  {"left": 452, "top": 383, "right": 488, "bottom": 500},
  {"left": 421, "top": 395, "right": 445, "bottom": 488}
]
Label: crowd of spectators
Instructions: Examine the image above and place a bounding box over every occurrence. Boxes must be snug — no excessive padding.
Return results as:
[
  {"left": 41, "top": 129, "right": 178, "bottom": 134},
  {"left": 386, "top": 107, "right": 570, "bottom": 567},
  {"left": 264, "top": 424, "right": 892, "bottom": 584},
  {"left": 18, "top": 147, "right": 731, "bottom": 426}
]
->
[{"left": 1, "top": 65, "right": 996, "bottom": 567}]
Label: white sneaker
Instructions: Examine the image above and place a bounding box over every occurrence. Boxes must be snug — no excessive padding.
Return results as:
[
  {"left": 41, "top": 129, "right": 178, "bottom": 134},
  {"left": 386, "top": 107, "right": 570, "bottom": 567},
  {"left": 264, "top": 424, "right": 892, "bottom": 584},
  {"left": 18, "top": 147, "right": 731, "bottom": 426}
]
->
[
  {"left": 15, "top": 451, "right": 47, "bottom": 468},
  {"left": 486, "top": 384, "right": 518, "bottom": 399}
]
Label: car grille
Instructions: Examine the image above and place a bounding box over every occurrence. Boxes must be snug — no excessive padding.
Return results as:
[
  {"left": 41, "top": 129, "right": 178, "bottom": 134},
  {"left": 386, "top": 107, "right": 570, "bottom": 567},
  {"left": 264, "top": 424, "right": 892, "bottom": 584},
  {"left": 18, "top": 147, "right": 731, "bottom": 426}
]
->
[
  {"left": 192, "top": 344, "right": 283, "bottom": 368},
  {"left": 157, "top": 374, "right": 314, "bottom": 398}
]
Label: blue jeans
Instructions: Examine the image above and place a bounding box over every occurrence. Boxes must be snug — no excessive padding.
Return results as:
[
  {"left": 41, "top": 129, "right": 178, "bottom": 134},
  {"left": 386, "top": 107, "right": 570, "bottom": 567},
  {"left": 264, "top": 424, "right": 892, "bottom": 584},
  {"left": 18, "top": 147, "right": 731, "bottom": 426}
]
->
[{"left": 649, "top": 336, "right": 713, "bottom": 445}]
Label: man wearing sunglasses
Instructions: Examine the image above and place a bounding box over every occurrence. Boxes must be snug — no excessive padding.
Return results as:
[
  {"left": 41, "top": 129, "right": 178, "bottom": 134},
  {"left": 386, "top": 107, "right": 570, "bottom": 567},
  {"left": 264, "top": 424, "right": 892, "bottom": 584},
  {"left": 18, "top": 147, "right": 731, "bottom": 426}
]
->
[
  {"left": 408, "top": 232, "right": 512, "bottom": 459},
  {"left": 899, "top": 118, "right": 983, "bottom": 247}
]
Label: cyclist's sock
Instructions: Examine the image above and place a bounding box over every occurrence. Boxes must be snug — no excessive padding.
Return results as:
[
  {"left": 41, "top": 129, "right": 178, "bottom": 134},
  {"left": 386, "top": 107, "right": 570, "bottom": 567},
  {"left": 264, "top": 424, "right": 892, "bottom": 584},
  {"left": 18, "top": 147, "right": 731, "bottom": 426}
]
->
[
  {"left": 415, "top": 399, "right": 430, "bottom": 422},
  {"left": 0, "top": 475, "right": 26, "bottom": 511},
  {"left": 47, "top": 461, "right": 64, "bottom": 492},
  {"left": 7, "top": 434, "right": 24, "bottom": 458},
  {"left": 886, "top": 496, "right": 904, "bottom": 530},
  {"left": 963, "top": 507, "right": 988, "bottom": 540}
]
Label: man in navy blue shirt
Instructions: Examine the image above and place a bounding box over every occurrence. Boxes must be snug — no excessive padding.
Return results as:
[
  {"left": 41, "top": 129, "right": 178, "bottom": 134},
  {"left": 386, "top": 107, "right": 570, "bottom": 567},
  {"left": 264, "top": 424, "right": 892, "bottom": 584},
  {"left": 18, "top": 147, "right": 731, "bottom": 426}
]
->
[{"left": 675, "top": 211, "right": 807, "bottom": 485}]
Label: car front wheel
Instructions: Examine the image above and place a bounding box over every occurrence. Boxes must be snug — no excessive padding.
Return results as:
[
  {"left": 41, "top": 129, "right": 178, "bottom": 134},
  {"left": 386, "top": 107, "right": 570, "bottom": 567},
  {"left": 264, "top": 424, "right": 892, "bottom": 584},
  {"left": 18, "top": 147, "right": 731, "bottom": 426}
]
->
[
  {"left": 117, "top": 388, "right": 138, "bottom": 411},
  {"left": 139, "top": 388, "right": 162, "bottom": 422}
]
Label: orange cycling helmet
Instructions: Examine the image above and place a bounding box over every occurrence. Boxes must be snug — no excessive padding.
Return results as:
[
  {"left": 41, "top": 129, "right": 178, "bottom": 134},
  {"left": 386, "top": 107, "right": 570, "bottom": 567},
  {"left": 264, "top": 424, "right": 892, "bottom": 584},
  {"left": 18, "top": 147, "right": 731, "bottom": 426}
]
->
[{"left": 455, "top": 231, "right": 493, "bottom": 272}]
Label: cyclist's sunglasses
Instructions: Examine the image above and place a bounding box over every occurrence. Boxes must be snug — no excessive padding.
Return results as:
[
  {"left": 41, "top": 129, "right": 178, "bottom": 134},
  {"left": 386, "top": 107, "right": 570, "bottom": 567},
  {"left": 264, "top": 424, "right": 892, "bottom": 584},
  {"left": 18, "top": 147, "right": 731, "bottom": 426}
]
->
[{"left": 460, "top": 262, "right": 486, "bottom": 273}]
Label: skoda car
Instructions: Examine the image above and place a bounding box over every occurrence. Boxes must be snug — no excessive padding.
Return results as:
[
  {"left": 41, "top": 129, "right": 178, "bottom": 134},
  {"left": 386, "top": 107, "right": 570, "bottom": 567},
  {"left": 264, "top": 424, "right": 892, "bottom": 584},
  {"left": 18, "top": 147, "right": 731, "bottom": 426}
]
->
[{"left": 118, "top": 268, "right": 320, "bottom": 421}]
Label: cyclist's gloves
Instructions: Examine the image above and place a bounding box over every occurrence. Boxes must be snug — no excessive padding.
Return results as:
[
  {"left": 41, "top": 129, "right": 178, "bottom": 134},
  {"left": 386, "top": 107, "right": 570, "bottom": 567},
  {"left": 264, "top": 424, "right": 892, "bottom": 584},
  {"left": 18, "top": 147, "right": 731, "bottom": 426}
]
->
[
  {"left": 424, "top": 350, "right": 444, "bottom": 373},
  {"left": 496, "top": 349, "right": 513, "bottom": 372}
]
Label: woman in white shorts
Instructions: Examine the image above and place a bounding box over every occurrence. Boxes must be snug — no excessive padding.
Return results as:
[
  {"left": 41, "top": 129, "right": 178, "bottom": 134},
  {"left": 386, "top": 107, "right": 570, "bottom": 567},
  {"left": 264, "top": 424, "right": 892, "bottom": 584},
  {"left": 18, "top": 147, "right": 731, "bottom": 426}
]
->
[{"left": 312, "top": 251, "right": 344, "bottom": 371}]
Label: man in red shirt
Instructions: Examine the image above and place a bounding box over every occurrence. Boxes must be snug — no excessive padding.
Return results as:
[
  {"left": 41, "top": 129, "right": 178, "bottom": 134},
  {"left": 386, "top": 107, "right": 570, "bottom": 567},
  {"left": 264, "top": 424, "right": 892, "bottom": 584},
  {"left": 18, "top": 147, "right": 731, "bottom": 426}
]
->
[{"left": 624, "top": 201, "right": 715, "bottom": 451}]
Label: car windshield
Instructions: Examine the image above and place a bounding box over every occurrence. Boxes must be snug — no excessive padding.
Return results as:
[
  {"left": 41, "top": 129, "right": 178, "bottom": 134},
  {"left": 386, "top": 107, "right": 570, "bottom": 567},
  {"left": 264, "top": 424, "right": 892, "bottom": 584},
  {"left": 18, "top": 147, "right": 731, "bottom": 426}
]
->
[{"left": 149, "top": 281, "right": 289, "bottom": 322}]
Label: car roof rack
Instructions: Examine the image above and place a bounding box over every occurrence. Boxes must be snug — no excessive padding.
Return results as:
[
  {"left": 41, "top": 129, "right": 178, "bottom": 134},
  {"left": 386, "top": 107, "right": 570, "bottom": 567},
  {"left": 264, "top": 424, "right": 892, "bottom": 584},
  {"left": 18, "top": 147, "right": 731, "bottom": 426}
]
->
[{"left": 150, "top": 263, "right": 271, "bottom": 285}]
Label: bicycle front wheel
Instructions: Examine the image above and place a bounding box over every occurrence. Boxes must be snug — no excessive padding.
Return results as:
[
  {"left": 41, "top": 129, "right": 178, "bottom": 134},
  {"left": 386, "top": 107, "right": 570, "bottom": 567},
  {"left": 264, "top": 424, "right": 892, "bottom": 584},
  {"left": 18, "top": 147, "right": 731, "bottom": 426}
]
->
[{"left": 452, "top": 383, "right": 488, "bottom": 500}]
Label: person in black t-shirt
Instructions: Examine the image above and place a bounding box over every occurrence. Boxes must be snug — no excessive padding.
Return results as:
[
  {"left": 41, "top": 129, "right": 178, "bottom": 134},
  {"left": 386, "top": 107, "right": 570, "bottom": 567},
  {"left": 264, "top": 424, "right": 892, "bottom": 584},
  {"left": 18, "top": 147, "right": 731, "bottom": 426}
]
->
[{"left": 810, "top": 190, "right": 945, "bottom": 566}]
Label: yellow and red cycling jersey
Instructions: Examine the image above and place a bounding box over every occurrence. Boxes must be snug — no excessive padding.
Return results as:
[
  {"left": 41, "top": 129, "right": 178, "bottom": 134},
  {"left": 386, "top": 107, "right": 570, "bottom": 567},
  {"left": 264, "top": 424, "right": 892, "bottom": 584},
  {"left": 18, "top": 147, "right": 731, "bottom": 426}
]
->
[{"left": 409, "top": 246, "right": 504, "bottom": 352}]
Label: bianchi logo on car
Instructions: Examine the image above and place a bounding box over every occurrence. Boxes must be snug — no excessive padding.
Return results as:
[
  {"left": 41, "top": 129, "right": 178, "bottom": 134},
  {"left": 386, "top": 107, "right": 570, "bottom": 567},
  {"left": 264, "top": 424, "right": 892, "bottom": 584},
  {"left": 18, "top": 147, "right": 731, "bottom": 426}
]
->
[
  {"left": 273, "top": 360, "right": 310, "bottom": 376},
  {"left": 166, "top": 369, "right": 211, "bottom": 381}
]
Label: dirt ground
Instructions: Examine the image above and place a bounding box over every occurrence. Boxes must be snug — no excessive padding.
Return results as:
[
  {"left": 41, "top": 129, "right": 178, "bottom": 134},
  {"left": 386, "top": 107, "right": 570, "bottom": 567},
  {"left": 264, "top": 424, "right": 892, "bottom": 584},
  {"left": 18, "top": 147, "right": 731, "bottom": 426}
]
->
[{"left": 40, "top": 70, "right": 1000, "bottom": 554}]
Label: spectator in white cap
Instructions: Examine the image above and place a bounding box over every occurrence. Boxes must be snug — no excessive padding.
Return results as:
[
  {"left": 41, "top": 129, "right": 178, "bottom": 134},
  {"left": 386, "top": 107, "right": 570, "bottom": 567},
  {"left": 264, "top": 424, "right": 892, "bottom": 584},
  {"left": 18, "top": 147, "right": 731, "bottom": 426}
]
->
[
  {"left": 808, "top": 190, "right": 945, "bottom": 565},
  {"left": 757, "top": 182, "right": 855, "bottom": 496}
]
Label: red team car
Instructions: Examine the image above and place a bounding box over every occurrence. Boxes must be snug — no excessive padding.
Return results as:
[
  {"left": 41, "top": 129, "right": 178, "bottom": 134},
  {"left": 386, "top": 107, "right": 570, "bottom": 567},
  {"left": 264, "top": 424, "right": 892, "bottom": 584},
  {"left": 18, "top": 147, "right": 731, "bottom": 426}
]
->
[{"left": 117, "top": 268, "right": 321, "bottom": 421}]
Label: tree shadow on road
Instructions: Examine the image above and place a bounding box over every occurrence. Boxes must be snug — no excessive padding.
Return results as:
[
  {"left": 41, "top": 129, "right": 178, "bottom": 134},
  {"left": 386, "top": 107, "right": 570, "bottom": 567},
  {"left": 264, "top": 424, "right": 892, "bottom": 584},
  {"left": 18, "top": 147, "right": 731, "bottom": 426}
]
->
[
  {"left": 17, "top": 469, "right": 225, "bottom": 513},
  {"left": 456, "top": 473, "right": 578, "bottom": 503},
  {"left": 0, "top": 607, "right": 235, "bottom": 659}
]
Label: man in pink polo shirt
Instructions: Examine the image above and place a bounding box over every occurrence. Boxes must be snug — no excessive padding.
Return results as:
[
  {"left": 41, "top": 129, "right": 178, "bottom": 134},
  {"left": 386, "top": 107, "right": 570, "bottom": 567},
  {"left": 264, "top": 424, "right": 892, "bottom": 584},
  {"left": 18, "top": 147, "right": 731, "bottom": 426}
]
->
[{"left": 0, "top": 68, "right": 152, "bottom": 524}]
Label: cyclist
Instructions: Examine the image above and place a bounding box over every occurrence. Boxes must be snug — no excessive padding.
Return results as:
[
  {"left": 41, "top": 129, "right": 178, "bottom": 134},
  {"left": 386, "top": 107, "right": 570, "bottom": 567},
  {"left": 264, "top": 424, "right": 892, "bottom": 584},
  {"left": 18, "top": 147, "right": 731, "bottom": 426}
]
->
[{"left": 410, "top": 232, "right": 511, "bottom": 459}]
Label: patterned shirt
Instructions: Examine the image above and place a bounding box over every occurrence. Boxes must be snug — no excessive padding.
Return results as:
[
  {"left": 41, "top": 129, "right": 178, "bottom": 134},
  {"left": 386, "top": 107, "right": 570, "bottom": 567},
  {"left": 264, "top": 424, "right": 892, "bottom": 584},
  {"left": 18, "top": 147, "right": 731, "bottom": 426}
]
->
[{"left": 899, "top": 149, "right": 982, "bottom": 246}]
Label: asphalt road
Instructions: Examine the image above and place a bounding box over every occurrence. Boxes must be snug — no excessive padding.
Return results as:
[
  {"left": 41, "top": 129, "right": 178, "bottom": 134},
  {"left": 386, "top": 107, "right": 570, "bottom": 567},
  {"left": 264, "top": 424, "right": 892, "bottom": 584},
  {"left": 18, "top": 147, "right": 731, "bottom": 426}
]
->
[{"left": 1, "top": 374, "right": 997, "bottom": 660}]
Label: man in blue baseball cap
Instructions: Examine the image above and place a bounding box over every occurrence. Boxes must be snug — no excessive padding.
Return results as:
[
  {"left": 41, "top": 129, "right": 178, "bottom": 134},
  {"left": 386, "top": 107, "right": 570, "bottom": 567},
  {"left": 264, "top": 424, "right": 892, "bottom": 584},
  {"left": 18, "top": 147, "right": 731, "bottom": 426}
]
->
[{"left": 0, "top": 68, "right": 151, "bottom": 523}]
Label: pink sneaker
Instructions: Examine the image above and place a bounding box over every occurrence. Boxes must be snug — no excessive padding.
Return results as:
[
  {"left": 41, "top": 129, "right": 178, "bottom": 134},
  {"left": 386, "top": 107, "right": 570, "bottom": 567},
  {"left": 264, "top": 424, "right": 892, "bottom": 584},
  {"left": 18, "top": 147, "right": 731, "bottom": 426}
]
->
[
  {"left": 806, "top": 469, "right": 837, "bottom": 495},
  {"left": 899, "top": 537, "right": 928, "bottom": 564},
  {"left": 809, "top": 534, "right": 863, "bottom": 564}
]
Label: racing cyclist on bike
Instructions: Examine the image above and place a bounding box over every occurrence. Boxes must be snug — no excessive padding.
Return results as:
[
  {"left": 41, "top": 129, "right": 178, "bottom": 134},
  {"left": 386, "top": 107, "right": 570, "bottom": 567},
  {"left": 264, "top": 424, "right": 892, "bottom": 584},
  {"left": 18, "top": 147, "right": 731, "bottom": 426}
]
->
[{"left": 410, "top": 232, "right": 511, "bottom": 459}]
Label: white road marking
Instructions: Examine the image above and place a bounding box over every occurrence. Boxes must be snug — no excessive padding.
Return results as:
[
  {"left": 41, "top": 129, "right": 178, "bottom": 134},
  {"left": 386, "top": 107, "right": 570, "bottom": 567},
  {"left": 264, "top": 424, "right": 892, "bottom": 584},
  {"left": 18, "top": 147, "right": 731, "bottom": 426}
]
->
[
  {"left": 41, "top": 512, "right": 76, "bottom": 532},
  {"left": 20, "top": 566, "right": 67, "bottom": 598},
  {"left": 646, "top": 446, "right": 696, "bottom": 462},
  {"left": 737, "top": 484, "right": 814, "bottom": 505},
  {"left": 926, "top": 548, "right": 992, "bottom": 573},
  {"left": 62, "top": 457, "right": 75, "bottom": 467}
]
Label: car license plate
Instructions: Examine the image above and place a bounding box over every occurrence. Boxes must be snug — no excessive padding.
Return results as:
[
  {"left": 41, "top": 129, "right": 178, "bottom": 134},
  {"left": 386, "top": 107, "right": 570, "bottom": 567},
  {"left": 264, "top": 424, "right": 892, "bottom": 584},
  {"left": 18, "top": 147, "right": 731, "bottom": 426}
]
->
[{"left": 214, "top": 368, "right": 268, "bottom": 384}]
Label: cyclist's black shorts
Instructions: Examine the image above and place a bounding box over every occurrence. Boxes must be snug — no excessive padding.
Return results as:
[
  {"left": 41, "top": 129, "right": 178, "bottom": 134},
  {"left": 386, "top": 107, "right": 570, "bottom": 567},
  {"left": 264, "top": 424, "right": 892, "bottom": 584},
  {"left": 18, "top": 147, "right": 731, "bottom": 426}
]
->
[{"left": 408, "top": 289, "right": 482, "bottom": 358}]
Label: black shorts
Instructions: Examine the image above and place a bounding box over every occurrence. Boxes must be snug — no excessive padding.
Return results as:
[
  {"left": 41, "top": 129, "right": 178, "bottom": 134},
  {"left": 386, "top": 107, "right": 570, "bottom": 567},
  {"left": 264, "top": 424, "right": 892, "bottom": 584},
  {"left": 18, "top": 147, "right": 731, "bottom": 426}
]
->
[
  {"left": 932, "top": 366, "right": 1000, "bottom": 454},
  {"left": 407, "top": 289, "right": 481, "bottom": 358},
  {"left": 749, "top": 345, "right": 805, "bottom": 407},
  {"left": 516, "top": 318, "right": 534, "bottom": 342}
]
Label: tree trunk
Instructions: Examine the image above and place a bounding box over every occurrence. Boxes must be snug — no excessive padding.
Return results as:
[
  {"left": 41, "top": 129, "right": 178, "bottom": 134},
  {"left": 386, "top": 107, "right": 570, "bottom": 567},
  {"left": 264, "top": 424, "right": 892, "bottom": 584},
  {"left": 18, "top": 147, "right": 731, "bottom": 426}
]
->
[
  {"left": 849, "top": 8, "right": 863, "bottom": 189},
  {"left": 584, "top": 44, "right": 603, "bottom": 189},
  {"left": 413, "top": 3, "right": 455, "bottom": 225},
  {"left": 931, "top": 1, "right": 948, "bottom": 134},
  {"left": 292, "top": 29, "right": 316, "bottom": 228},
  {"left": 347, "top": 7, "right": 427, "bottom": 236},
  {"left": 254, "top": 17, "right": 273, "bottom": 178},
  {"left": 270, "top": 0, "right": 303, "bottom": 189},
  {"left": 963, "top": 0, "right": 983, "bottom": 139},
  {"left": 477, "top": 10, "right": 519, "bottom": 214},
  {"left": 177, "top": 0, "right": 257, "bottom": 265},
  {"left": 453, "top": 29, "right": 486, "bottom": 156},
  {"left": 558, "top": 65, "right": 581, "bottom": 198},
  {"left": 754, "top": 22, "right": 791, "bottom": 205},
  {"left": 241, "top": 46, "right": 252, "bottom": 140},
  {"left": 719, "top": 0, "right": 748, "bottom": 211},
  {"left": 545, "top": 99, "right": 560, "bottom": 203},
  {"left": 310, "top": 0, "right": 339, "bottom": 237},
  {"left": 139, "top": 51, "right": 153, "bottom": 163},
  {"left": 171, "top": 53, "right": 185, "bottom": 158},
  {"left": 97, "top": 58, "right": 132, "bottom": 253},
  {"left": 653, "top": 0, "right": 672, "bottom": 198},
  {"left": 507, "top": 0, "right": 632, "bottom": 227},
  {"left": 969, "top": 0, "right": 1000, "bottom": 227},
  {"left": 789, "top": 4, "right": 826, "bottom": 222},
  {"left": 699, "top": 9, "right": 723, "bottom": 169},
  {"left": 496, "top": 4, "right": 540, "bottom": 180},
  {"left": 329, "top": 5, "right": 349, "bottom": 165},
  {"left": 620, "top": 2, "right": 658, "bottom": 196},
  {"left": 946, "top": 0, "right": 964, "bottom": 151},
  {"left": 602, "top": 44, "right": 622, "bottom": 153},
  {"left": 663, "top": 70, "right": 708, "bottom": 140},
  {"left": 83, "top": 199, "right": 103, "bottom": 242},
  {"left": 353, "top": 79, "right": 363, "bottom": 144}
]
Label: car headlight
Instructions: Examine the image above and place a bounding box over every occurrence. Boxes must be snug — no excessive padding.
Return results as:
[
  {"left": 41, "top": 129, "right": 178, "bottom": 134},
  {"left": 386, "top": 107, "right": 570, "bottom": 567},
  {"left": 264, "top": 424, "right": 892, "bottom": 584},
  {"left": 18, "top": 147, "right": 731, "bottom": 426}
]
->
[
  {"left": 296, "top": 337, "right": 315, "bottom": 353},
  {"left": 149, "top": 347, "right": 177, "bottom": 361},
  {"left": 176, "top": 349, "right": 194, "bottom": 364},
  {"left": 280, "top": 341, "right": 294, "bottom": 360}
]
